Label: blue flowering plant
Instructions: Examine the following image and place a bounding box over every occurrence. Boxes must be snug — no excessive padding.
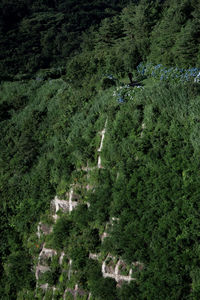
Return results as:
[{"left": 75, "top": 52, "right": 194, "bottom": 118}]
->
[
  {"left": 113, "top": 84, "right": 144, "bottom": 104},
  {"left": 137, "top": 62, "right": 200, "bottom": 84}
]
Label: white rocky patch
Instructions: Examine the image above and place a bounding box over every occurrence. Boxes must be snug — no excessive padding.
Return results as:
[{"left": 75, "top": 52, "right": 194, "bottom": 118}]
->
[
  {"left": 59, "top": 251, "right": 65, "bottom": 265},
  {"left": 194, "top": 72, "right": 200, "bottom": 82},
  {"left": 35, "top": 265, "right": 50, "bottom": 281},
  {"left": 102, "top": 255, "right": 135, "bottom": 283}
]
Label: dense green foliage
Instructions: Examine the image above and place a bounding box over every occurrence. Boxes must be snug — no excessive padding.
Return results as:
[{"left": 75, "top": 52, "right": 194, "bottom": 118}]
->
[
  {"left": 103, "top": 82, "right": 200, "bottom": 299},
  {"left": 1, "top": 0, "right": 200, "bottom": 299},
  {"left": 0, "top": 0, "right": 130, "bottom": 80},
  {"left": 1, "top": 0, "right": 200, "bottom": 81}
]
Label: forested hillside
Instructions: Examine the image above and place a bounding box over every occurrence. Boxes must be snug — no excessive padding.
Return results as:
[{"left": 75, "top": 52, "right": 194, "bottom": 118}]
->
[{"left": 1, "top": 0, "right": 200, "bottom": 299}]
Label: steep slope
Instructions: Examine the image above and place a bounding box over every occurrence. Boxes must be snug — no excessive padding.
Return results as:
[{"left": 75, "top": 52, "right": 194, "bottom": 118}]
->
[
  {"left": 2, "top": 74, "right": 200, "bottom": 299},
  {"left": 34, "top": 118, "right": 144, "bottom": 299}
]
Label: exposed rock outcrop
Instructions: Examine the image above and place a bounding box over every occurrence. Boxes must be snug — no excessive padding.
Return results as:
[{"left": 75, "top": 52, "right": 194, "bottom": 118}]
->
[{"left": 35, "top": 119, "right": 143, "bottom": 298}]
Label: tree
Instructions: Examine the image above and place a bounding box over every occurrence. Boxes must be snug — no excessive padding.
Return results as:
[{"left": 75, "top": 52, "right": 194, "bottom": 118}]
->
[
  {"left": 4, "top": 251, "right": 35, "bottom": 297},
  {"left": 172, "top": 19, "right": 200, "bottom": 67},
  {"left": 149, "top": 0, "right": 195, "bottom": 66}
]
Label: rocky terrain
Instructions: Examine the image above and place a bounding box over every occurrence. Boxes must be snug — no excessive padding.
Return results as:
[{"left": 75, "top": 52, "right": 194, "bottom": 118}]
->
[{"left": 34, "top": 120, "right": 142, "bottom": 299}]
